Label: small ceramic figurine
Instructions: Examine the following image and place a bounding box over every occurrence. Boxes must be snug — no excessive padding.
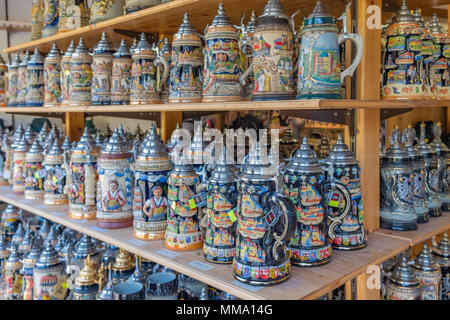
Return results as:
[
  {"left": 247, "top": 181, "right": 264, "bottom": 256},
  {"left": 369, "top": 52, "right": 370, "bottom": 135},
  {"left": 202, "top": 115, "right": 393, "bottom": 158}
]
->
[
  {"left": 0, "top": 55, "right": 7, "bottom": 107},
  {"left": 58, "top": 0, "right": 90, "bottom": 33},
  {"left": 26, "top": 48, "right": 45, "bottom": 107},
  {"left": 42, "top": 0, "right": 59, "bottom": 38},
  {"left": 24, "top": 139, "right": 45, "bottom": 199},
  {"left": 297, "top": 0, "right": 362, "bottom": 99},
  {"left": 429, "top": 13, "right": 450, "bottom": 100},
  {"left": 43, "top": 140, "right": 68, "bottom": 205},
  {"left": 7, "top": 54, "right": 20, "bottom": 107},
  {"left": 202, "top": 3, "right": 242, "bottom": 102},
  {"left": 169, "top": 13, "right": 203, "bottom": 103},
  {"left": 44, "top": 44, "right": 61, "bottom": 107},
  {"left": 111, "top": 39, "right": 132, "bottom": 105},
  {"left": 130, "top": 33, "right": 168, "bottom": 104},
  {"left": 92, "top": 32, "right": 114, "bottom": 105},
  {"left": 385, "top": 252, "right": 421, "bottom": 300},
  {"left": 96, "top": 130, "right": 134, "bottom": 229},
  {"left": 133, "top": 125, "right": 172, "bottom": 240},
  {"left": 12, "top": 136, "right": 29, "bottom": 194},
  {"left": 322, "top": 134, "right": 368, "bottom": 250},
  {"left": 60, "top": 41, "right": 76, "bottom": 106},
  {"left": 31, "top": 0, "right": 44, "bottom": 41},
  {"left": 379, "top": 125, "right": 417, "bottom": 231},
  {"left": 70, "top": 38, "right": 93, "bottom": 106},
  {"left": 431, "top": 233, "right": 450, "bottom": 300},
  {"left": 411, "top": 243, "right": 442, "bottom": 300},
  {"left": 124, "top": 0, "right": 161, "bottom": 13},
  {"left": 89, "top": 0, "right": 125, "bottom": 24},
  {"left": 17, "top": 51, "right": 30, "bottom": 107},
  {"left": 72, "top": 255, "right": 100, "bottom": 300}
]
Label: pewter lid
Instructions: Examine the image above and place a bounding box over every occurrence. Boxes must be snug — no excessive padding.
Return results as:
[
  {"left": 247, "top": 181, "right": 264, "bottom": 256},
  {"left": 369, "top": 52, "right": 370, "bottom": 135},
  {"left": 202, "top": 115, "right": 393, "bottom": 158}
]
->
[
  {"left": 209, "top": 146, "right": 236, "bottom": 184},
  {"left": 429, "top": 13, "right": 444, "bottom": 35},
  {"left": 113, "top": 39, "right": 131, "bottom": 58},
  {"left": 413, "top": 8, "right": 425, "bottom": 28},
  {"left": 431, "top": 232, "right": 449, "bottom": 259},
  {"left": 46, "top": 225, "right": 59, "bottom": 246},
  {"left": 402, "top": 125, "right": 421, "bottom": 159},
  {"left": 14, "top": 134, "right": 30, "bottom": 152},
  {"left": 18, "top": 228, "right": 34, "bottom": 254},
  {"left": 38, "top": 219, "right": 51, "bottom": 238},
  {"left": 392, "top": 0, "right": 415, "bottom": 24},
  {"left": 101, "top": 130, "right": 130, "bottom": 155},
  {"left": 166, "top": 123, "right": 182, "bottom": 152},
  {"left": 11, "top": 222, "right": 25, "bottom": 245},
  {"left": 73, "top": 126, "right": 94, "bottom": 152},
  {"left": 129, "top": 38, "right": 138, "bottom": 55},
  {"left": 95, "top": 131, "right": 104, "bottom": 147},
  {"left": 245, "top": 11, "right": 257, "bottom": 33},
  {"left": 45, "top": 43, "right": 61, "bottom": 60},
  {"left": 26, "top": 238, "right": 43, "bottom": 263},
  {"left": 28, "top": 47, "right": 44, "bottom": 65},
  {"left": 133, "top": 33, "right": 153, "bottom": 55},
  {"left": 412, "top": 243, "right": 440, "bottom": 272},
  {"left": 211, "top": 3, "right": 232, "bottom": 27},
  {"left": 74, "top": 234, "right": 98, "bottom": 260},
  {"left": 2, "top": 204, "right": 20, "bottom": 219},
  {"left": 102, "top": 244, "right": 117, "bottom": 267},
  {"left": 286, "top": 137, "right": 322, "bottom": 172},
  {"left": 24, "top": 124, "right": 35, "bottom": 144},
  {"left": 382, "top": 126, "right": 411, "bottom": 163},
  {"left": 39, "top": 122, "right": 50, "bottom": 141},
  {"left": 388, "top": 252, "right": 420, "bottom": 287},
  {"left": 59, "top": 240, "right": 76, "bottom": 261},
  {"left": 61, "top": 135, "right": 72, "bottom": 152},
  {"left": 323, "top": 134, "right": 358, "bottom": 165},
  {"left": 72, "top": 38, "right": 91, "bottom": 59},
  {"left": 0, "top": 232, "right": 10, "bottom": 259},
  {"left": 10, "top": 53, "right": 21, "bottom": 68},
  {"left": 12, "top": 124, "right": 24, "bottom": 144},
  {"left": 175, "top": 13, "right": 198, "bottom": 36},
  {"left": 5, "top": 244, "right": 22, "bottom": 270},
  {"left": 35, "top": 240, "right": 61, "bottom": 268},
  {"left": 160, "top": 37, "right": 172, "bottom": 56},
  {"left": 139, "top": 124, "right": 168, "bottom": 158},
  {"left": 307, "top": 0, "right": 330, "bottom": 19},
  {"left": 94, "top": 32, "right": 114, "bottom": 55},
  {"left": 416, "top": 122, "right": 436, "bottom": 157},
  {"left": 429, "top": 122, "right": 449, "bottom": 157},
  {"left": 46, "top": 138, "right": 62, "bottom": 156},
  {"left": 260, "top": 0, "right": 288, "bottom": 20},
  {"left": 240, "top": 142, "right": 276, "bottom": 178},
  {"left": 19, "top": 51, "right": 31, "bottom": 68},
  {"left": 63, "top": 40, "right": 76, "bottom": 59}
]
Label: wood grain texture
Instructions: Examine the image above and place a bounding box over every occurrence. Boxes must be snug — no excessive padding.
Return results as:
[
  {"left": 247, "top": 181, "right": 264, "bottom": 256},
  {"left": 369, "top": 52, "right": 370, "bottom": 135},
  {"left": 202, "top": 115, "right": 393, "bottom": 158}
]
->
[{"left": 65, "top": 112, "right": 85, "bottom": 141}]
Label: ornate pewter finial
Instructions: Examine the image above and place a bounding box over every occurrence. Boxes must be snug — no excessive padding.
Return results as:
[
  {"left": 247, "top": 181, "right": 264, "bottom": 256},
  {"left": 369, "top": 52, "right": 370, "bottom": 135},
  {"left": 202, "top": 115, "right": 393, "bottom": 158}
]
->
[
  {"left": 246, "top": 11, "right": 257, "bottom": 33},
  {"left": 429, "top": 121, "right": 449, "bottom": 155},
  {"left": 211, "top": 3, "right": 232, "bottom": 27},
  {"left": 73, "top": 38, "right": 89, "bottom": 57},
  {"left": 429, "top": 13, "right": 444, "bottom": 35},
  {"left": 47, "top": 43, "right": 60, "bottom": 59},
  {"left": 390, "top": 252, "right": 419, "bottom": 286},
  {"left": 175, "top": 13, "right": 197, "bottom": 36},
  {"left": 413, "top": 243, "right": 440, "bottom": 271},
  {"left": 24, "top": 124, "right": 35, "bottom": 144},
  {"left": 390, "top": 125, "right": 402, "bottom": 149},
  {"left": 393, "top": 0, "right": 415, "bottom": 23},
  {"left": 38, "top": 219, "right": 51, "bottom": 239},
  {"left": 402, "top": 124, "right": 416, "bottom": 148},
  {"left": 413, "top": 8, "right": 425, "bottom": 27},
  {"left": 29, "top": 47, "right": 44, "bottom": 64},
  {"left": 75, "top": 255, "right": 97, "bottom": 286},
  {"left": 129, "top": 38, "right": 138, "bottom": 54},
  {"left": 64, "top": 40, "right": 76, "bottom": 58},
  {"left": 261, "top": 0, "right": 288, "bottom": 20},
  {"left": 161, "top": 37, "right": 171, "bottom": 55},
  {"left": 114, "top": 39, "right": 130, "bottom": 58},
  {"left": 308, "top": 0, "right": 330, "bottom": 18},
  {"left": 113, "top": 249, "right": 134, "bottom": 271},
  {"left": 94, "top": 32, "right": 113, "bottom": 54}
]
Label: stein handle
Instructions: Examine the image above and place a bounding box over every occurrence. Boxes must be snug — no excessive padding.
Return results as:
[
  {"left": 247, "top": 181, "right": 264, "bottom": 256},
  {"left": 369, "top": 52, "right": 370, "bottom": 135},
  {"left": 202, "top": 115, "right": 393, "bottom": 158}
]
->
[
  {"left": 155, "top": 56, "right": 169, "bottom": 92},
  {"left": 271, "top": 193, "right": 297, "bottom": 243},
  {"left": 338, "top": 33, "right": 363, "bottom": 83},
  {"left": 239, "top": 61, "right": 254, "bottom": 86}
]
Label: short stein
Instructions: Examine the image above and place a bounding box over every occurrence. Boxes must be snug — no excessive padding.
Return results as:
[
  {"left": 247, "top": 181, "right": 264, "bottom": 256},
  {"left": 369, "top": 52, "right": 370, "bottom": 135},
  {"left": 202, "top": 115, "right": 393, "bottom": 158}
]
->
[
  {"left": 431, "top": 233, "right": 450, "bottom": 300},
  {"left": 111, "top": 39, "right": 132, "bottom": 105},
  {"left": 24, "top": 139, "right": 45, "bottom": 199},
  {"left": 411, "top": 243, "right": 442, "bottom": 300},
  {"left": 70, "top": 38, "right": 93, "bottom": 107},
  {"left": 26, "top": 48, "right": 45, "bottom": 107},
  {"left": 43, "top": 140, "right": 68, "bottom": 205},
  {"left": 385, "top": 252, "right": 421, "bottom": 300},
  {"left": 12, "top": 136, "right": 29, "bottom": 194},
  {"left": 43, "top": 44, "right": 61, "bottom": 107},
  {"left": 91, "top": 32, "right": 114, "bottom": 105}
]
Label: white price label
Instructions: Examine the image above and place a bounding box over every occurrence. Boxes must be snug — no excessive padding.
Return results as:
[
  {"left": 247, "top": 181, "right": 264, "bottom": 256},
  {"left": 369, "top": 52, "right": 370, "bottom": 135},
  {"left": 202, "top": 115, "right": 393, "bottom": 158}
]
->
[
  {"left": 127, "top": 239, "right": 147, "bottom": 247},
  {"left": 187, "top": 260, "right": 214, "bottom": 271},
  {"left": 157, "top": 249, "right": 180, "bottom": 259}
]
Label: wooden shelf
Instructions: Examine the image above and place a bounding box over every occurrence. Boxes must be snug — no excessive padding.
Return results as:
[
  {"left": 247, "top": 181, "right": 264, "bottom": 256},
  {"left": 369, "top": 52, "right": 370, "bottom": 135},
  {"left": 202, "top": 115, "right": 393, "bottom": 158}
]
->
[
  {"left": 374, "top": 214, "right": 450, "bottom": 247},
  {"left": 0, "top": 185, "right": 409, "bottom": 300}
]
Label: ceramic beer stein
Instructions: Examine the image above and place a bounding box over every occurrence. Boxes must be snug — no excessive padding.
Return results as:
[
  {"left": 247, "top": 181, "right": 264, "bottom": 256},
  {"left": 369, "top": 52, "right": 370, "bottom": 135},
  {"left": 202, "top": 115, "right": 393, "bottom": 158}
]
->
[
  {"left": 202, "top": 3, "right": 242, "bottom": 102},
  {"left": 42, "top": 0, "right": 59, "bottom": 38},
  {"left": 0, "top": 55, "right": 7, "bottom": 107},
  {"left": 130, "top": 33, "right": 168, "bottom": 104},
  {"left": 428, "top": 122, "right": 449, "bottom": 212},
  {"left": 133, "top": 125, "right": 172, "bottom": 240},
  {"left": 385, "top": 252, "right": 421, "bottom": 300},
  {"left": 0, "top": 231, "right": 10, "bottom": 267},
  {"left": 415, "top": 122, "right": 442, "bottom": 217},
  {"left": 240, "top": 0, "right": 296, "bottom": 101},
  {"left": 145, "top": 271, "right": 178, "bottom": 300},
  {"left": 17, "top": 51, "right": 30, "bottom": 107},
  {"left": 431, "top": 233, "right": 450, "bottom": 300},
  {"left": 297, "top": 0, "right": 363, "bottom": 99},
  {"left": 43, "top": 140, "right": 68, "bottom": 205},
  {"left": 203, "top": 148, "right": 237, "bottom": 264},
  {"left": 7, "top": 54, "right": 20, "bottom": 107},
  {"left": 159, "top": 37, "right": 172, "bottom": 104},
  {"left": 26, "top": 48, "right": 45, "bottom": 107},
  {"left": 44, "top": 43, "right": 61, "bottom": 107},
  {"left": 31, "top": 0, "right": 44, "bottom": 41},
  {"left": 96, "top": 130, "right": 134, "bottom": 229},
  {"left": 403, "top": 125, "right": 429, "bottom": 223},
  {"left": 60, "top": 40, "right": 75, "bottom": 106},
  {"left": 411, "top": 243, "right": 442, "bottom": 300},
  {"left": 165, "top": 151, "right": 204, "bottom": 251},
  {"left": 4, "top": 245, "right": 22, "bottom": 299},
  {"left": 18, "top": 226, "right": 34, "bottom": 254},
  {"left": 379, "top": 126, "right": 417, "bottom": 231},
  {"left": 124, "top": 0, "right": 160, "bottom": 13},
  {"left": 236, "top": 11, "right": 256, "bottom": 100},
  {"left": 111, "top": 249, "right": 134, "bottom": 285},
  {"left": 11, "top": 136, "right": 28, "bottom": 193},
  {"left": 21, "top": 239, "right": 42, "bottom": 300},
  {"left": 322, "top": 134, "right": 368, "bottom": 250},
  {"left": 381, "top": 0, "right": 428, "bottom": 99},
  {"left": 8, "top": 126, "right": 25, "bottom": 185},
  {"left": 72, "top": 255, "right": 99, "bottom": 300},
  {"left": 10, "top": 223, "right": 25, "bottom": 249},
  {"left": 169, "top": 13, "right": 203, "bottom": 103},
  {"left": 33, "top": 241, "right": 65, "bottom": 299},
  {"left": 70, "top": 38, "right": 93, "bottom": 106},
  {"left": 111, "top": 39, "right": 132, "bottom": 105},
  {"left": 282, "top": 137, "right": 332, "bottom": 266},
  {"left": 92, "top": 32, "right": 114, "bottom": 105},
  {"left": 69, "top": 127, "right": 100, "bottom": 220},
  {"left": 89, "top": 0, "right": 125, "bottom": 24},
  {"left": 429, "top": 14, "right": 450, "bottom": 100},
  {"left": 24, "top": 139, "right": 45, "bottom": 199},
  {"left": 58, "top": 0, "right": 89, "bottom": 33},
  {"left": 1, "top": 205, "right": 21, "bottom": 240},
  {"left": 72, "top": 234, "right": 101, "bottom": 270}
]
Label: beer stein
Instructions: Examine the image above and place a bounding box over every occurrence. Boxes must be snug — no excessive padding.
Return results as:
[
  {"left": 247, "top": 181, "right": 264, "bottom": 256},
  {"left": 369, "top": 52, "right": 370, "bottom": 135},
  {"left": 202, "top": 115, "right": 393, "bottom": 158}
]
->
[
  {"left": 385, "top": 252, "right": 421, "bottom": 300},
  {"left": 58, "top": 0, "right": 89, "bottom": 33},
  {"left": 379, "top": 126, "right": 417, "bottom": 231},
  {"left": 113, "top": 281, "right": 143, "bottom": 300},
  {"left": 72, "top": 235, "right": 100, "bottom": 271},
  {"left": 21, "top": 239, "right": 42, "bottom": 300},
  {"left": 0, "top": 132, "right": 8, "bottom": 185},
  {"left": 4, "top": 245, "right": 22, "bottom": 299},
  {"left": 431, "top": 233, "right": 450, "bottom": 300},
  {"left": 165, "top": 151, "right": 204, "bottom": 251},
  {"left": 97, "top": 263, "right": 113, "bottom": 300},
  {"left": 202, "top": 3, "right": 242, "bottom": 102},
  {"left": 1, "top": 205, "right": 21, "bottom": 240},
  {"left": 233, "top": 144, "right": 296, "bottom": 285},
  {"left": 31, "top": 0, "right": 43, "bottom": 41},
  {"left": 124, "top": 0, "right": 160, "bottom": 13},
  {"left": 429, "top": 14, "right": 450, "bottom": 100},
  {"left": 413, "top": 9, "right": 434, "bottom": 97},
  {"left": 381, "top": 0, "right": 429, "bottom": 99},
  {"left": 17, "top": 51, "right": 30, "bottom": 107},
  {"left": 69, "top": 127, "right": 100, "bottom": 220},
  {"left": 185, "top": 124, "right": 211, "bottom": 180},
  {"left": 89, "top": 0, "right": 125, "bottom": 24},
  {"left": 130, "top": 33, "right": 168, "bottom": 104},
  {"left": 169, "top": 13, "right": 203, "bottom": 103},
  {"left": 43, "top": 140, "right": 68, "bottom": 205},
  {"left": 0, "top": 55, "right": 7, "bottom": 107},
  {"left": 26, "top": 48, "right": 45, "bottom": 107},
  {"left": 60, "top": 40, "right": 75, "bottom": 106},
  {"left": 70, "top": 38, "right": 93, "bottom": 106},
  {"left": 322, "top": 134, "right": 368, "bottom": 250},
  {"left": 33, "top": 241, "right": 65, "bottom": 299},
  {"left": 203, "top": 148, "right": 237, "bottom": 264},
  {"left": 42, "top": 0, "right": 59, "bottom": 38},
  {"left": 411, "top": 243, "right": 442, "bottom": 300},
  {"left": 24, "top": 124, "right": 36, "bottom": 145},
  {"left": 12, "top": 136, "right": 29, "bottom": 193},
  {"left": 7, "top": 54, "right": 20, "bottom": 107},
  {"left": 18, "top": 226, "right": 33, "bottom": 254},
  {"left": 297, "top": 0, "right": 363, "bottom": 99},
  {"left": 44, "top": 44, "right": 61, "bottom": 107},
  {"left": 73, "top": 255, "right": 99, "bottom": 300},
  {"left": 428, "top": 122, "right": 449, "bottom": 212},
  {"left": 0, "top": 231, "right": 10, "bottom": 266},
  {"left": 92, "top": 32, "right": 114, "bottom": 105},
  {"left": 111, "top": 249, "right": 134, "bottom": 285},
  {"left": 282, "top": 137, "right": 332, "bottom": 266},
  {"left": 146, "top": 271, "right": 178, "bottom": 300},
  {"left": 24, "top": 139, "right": 45, "bottom": 199},
  {"left": 159, "top": 37, "right": 172, "bottom": 104},
  {"left": 10, "top": 223, "right": 25, "bottom": 248},
  {"left": 8, "top": 125, "right": 25, "bottom": 185},
  {"left": 133, "top": 125, "right": 172, "bottom": 240},
  {"left": 240, "top": 0, "right": 296, "bottom": 101},
  {"left": 111, "top": 39, "right": 132, "bottom": 105},
  {"left": 236, "top": 11, "right": 256, "bottom": 100},
  {"left": 279, "top": 127, "right": 298, "bottom": 162},
  {"left": 96, "top": 130, "right": 134, "bottom": 229}
]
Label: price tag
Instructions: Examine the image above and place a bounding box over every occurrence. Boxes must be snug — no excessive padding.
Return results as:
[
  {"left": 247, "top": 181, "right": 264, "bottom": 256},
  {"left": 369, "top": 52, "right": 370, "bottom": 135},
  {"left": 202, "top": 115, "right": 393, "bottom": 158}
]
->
[
  {"left": 51, "top": 276, "right": 68, "bottom": 300},
  {"left": 12, "top": 275, "right": 23, "bottom": 295},
  {"left": 328, "top": 192, "right": 341, "bottom": 208},
  {"left": 157, "top": 249, "right": 180, "bottom": 259},
  {"left": 91, "top": 226, "right": 106, "bottom": 232},
  {"left": 52, "top": 176, "right": 58, "bottom": 183},
  {"left": 227, "top": 208, "right": 237, "bottom": 222},
  {"left": 34, "top": 172, "right": 39, "bottom": 179},
  {"left": 187, "top": 260, "right": 214, "bottom": 271},
  {"left": 3, "top": 170, "right": 10, "bottom": 179},
  {"left": 188, "top": 198, "right": 196, "bottom": 209},
  {"left": 127, "top": 239, "right": 147, "bottom": 247}
]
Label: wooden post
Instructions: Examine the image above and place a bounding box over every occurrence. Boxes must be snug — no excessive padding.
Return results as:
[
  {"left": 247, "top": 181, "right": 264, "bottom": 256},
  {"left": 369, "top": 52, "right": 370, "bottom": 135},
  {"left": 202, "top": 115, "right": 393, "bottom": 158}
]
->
[
  {"left": 65, "top": 112, "right": 85, "bottom": 141},
  {"left": 356, "top": 271, "right": 380, "bottom": 300},
  {"left": 345, "top": 280, "right": 353, "bottom": 300},
  {"left": 356, "top": 0, "right": 381, "bottom": 233},
  {"left": 160, "top": 111, "right": 182, "bottom": 142}
]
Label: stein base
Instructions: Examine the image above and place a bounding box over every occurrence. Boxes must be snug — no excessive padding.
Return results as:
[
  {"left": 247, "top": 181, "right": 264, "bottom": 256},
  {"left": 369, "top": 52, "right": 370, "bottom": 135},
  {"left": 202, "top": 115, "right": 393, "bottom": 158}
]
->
[
  {"left": 332, "top": 241, "right": 368, "bottom": 251},
  {"left": 291, "top": 257, "right": 331, "bottom": 267},
  {"left": 296, "top": 93, "right": 343, "bottom": 100},
  {"left": 202, "top": 96, "right": 243, "bottom": 103},
  {"left": 69, "top": 212, "right": 97, "bottom": 220},
  {"left": 169, "top": 97, "right": 202, "bottom": 103},
  {"left": 12, "top": 188, "right": 25, "bottom": 194},
  {"left": 44, "top": 199, "right": 68, "bottom": 205},
  {"left": 203, "top": 255, "right": 233, "bottom": 264},
  {"left": 24, "top": 193, "right": 44, "bottom": 200},
  {"left": 428, "top": 207, "right": 442, "bottom": 217},
  {"left": 111, "top": 100, "right": 130, "bottom": 105},
  {"left": 43, "top": 103, "right": 61, "bottom": 107},
  {"left": 164, "top": 240, "right": 204, "bottom": 251},
  {"left": 96, "top": 217, "right": 134, "bottom": 229},
  {"left": 91, "top": 101, "right": 112, "bottom": 106},
  {"left": 133, "top": 229, "right": 165, "bottom": 241},
  {"left": 381, "top": 95, "right": 432, "bottom": 100},
  {"left": 70, "top": 102, "right": 91, "bottom": 107},
  {"left": 251, "top": 94, "right": 295, "bottom": 101},
  {"left": 233, "top": 273, "right": 291, "bottom": 286},
  {"left": 416, "top": 212, "right": 429, "bottom": 224},
  {"left": 130, "top": 100, "right": 161, "bottom": 105},
  {"left": 442, "top": 203, "right": 449, "bottom": 212},
  {"left": 380, "top": 219, "right": 417, "bottom": 231}
]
